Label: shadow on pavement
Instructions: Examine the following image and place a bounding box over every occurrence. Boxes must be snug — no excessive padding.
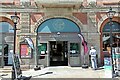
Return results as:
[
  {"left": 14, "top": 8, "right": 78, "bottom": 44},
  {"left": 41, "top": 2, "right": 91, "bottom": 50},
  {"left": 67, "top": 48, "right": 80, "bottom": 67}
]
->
[
  {"left": 17, "top": 76, "right": 32, "bottom": 80},
  {"left": 0, "top": 74, "right": 8, "bottom": 79},
  {"left": 32, "top": 72, "right": 53, "bottom": 77},
  {"left": 96, "top": 67, "right": 104, "bottom": 70}
]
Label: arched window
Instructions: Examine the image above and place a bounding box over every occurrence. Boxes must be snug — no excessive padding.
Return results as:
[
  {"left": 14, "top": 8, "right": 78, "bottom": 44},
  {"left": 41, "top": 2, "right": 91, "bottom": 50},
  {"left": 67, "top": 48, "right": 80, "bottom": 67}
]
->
[
  {"left": 0, "top": 22, "right": 14, "bottom": 49},
  {"left": 0, "top": 22, "right": 14, "bottom": 33},
  {"left": 37, "top": 18, "right": 80, "bottom": 33},
  {"left": 0, "top": 22, "right": 14, "bottom": 66},
  {"left": 103, "top": 21, "right": 120, "bottom": 33}
]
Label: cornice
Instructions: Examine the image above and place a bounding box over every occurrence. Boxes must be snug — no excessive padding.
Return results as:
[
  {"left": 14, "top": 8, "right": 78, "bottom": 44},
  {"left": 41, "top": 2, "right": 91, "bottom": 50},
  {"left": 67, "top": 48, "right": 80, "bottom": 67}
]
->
[{"left": 0, "top": 5, "right": 119, "bottom": 13}]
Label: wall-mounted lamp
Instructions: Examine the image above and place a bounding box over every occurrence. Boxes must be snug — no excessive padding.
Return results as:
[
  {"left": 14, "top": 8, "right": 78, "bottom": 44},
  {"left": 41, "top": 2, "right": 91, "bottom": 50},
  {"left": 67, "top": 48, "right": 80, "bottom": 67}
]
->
[{"left": 57, "top": 32, "right": 60, "bottom": 36}]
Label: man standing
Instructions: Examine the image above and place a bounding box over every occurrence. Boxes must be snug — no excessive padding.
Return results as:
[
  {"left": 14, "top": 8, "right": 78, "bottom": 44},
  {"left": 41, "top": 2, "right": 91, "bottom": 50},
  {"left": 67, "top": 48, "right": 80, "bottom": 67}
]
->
[{"left": 89, "top": 46, "right": 97, "bottom": 70}]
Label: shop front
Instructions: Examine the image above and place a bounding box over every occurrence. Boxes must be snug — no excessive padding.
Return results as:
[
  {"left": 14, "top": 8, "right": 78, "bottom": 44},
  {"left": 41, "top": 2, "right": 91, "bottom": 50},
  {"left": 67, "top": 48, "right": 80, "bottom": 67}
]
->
[
  {"left": 36, "top": 18, "right": 82, "bottom": 67},
  {"left": 0, "top": 22, "right": 14, "bottom": 67},
  {"left": 102, "top": 21, "right": 120, "bottom": 57}
]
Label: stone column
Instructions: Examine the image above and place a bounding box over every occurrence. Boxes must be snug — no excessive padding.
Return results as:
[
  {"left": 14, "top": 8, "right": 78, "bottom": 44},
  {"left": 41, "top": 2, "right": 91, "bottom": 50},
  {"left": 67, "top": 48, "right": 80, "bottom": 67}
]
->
[
  {"left": 20, "top": 13, "right": 30, "bottom": 34},
  {"left": 17, "top": 12, "right": 37, "bottom": 67},
  {"left": 88, "top": 33, "right": 101, "bottom": 66}
]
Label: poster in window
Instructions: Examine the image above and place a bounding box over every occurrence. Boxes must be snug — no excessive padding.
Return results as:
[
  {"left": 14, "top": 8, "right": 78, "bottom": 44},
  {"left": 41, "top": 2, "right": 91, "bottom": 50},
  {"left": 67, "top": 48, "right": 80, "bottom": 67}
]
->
[
  {"left": 70, "top": 43, "right": 79, "bottom": 54},
  {"left": 20, "top": 44, "right": 32, "bottom": 58},
  {"left": 38, "top": 43, "right": 47, "bottom": 59},
  {"left": 38, "top": 43, "right": 47, "bottom": 54}
]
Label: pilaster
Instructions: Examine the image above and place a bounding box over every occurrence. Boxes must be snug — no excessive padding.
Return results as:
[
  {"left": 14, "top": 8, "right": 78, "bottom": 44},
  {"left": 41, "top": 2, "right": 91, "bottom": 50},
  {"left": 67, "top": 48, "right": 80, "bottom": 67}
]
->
[{"left": 20, "top": 13, "right": 30, "bottom": 33}]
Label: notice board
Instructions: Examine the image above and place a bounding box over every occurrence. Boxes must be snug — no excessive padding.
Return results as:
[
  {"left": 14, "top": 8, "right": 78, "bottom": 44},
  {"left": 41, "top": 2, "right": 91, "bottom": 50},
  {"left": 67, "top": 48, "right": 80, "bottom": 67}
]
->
[{"left": 20, "top": 44, "right": 32, "bottom": 59}]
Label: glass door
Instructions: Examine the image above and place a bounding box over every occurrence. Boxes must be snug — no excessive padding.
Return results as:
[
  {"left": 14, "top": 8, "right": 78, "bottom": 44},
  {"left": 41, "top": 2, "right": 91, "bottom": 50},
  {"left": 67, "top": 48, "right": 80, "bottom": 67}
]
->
[
  {"left": 69, "top": 43, "right": 81, "bottom": 67},
  {"left": 49, "top": 41, "right": 68, "bottom": 66}
]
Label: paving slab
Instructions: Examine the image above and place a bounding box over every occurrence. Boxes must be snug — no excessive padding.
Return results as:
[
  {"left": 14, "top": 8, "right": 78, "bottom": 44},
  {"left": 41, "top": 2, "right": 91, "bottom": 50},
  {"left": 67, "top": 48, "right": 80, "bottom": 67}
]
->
[{"left": 0, "top": 66, "right": 120, "bottom": 80}]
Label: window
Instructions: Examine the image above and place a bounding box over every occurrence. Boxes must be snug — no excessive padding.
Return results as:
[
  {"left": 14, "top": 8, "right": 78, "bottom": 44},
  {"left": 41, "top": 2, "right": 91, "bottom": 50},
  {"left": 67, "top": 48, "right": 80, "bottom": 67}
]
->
[
  {"left": 38, "top": 43, "right": 47, "bottom": 55},
  {"left": 37, "top": 43, "right": 47, "bottom": 59},
  {"left": 70, "top": 43, "right": 79, "bottom": 54}
]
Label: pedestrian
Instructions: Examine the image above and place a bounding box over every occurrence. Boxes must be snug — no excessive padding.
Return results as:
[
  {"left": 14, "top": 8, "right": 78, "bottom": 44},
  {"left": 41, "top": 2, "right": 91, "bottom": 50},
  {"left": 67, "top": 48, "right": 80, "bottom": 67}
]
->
[{"left": 89, "top": 45, "right": 97, "bottom": 70}]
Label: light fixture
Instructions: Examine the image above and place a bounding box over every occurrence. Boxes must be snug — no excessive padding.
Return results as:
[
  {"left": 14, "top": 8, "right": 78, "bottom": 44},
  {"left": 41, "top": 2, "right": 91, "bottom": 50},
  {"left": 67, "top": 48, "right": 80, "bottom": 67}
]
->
[
  {"left": 11, "top": 12, "right": 20, "bottom": 55},
  {"left": 57, "top": 32, "right": 60, "bottom": 35},
  {"left": 11, "top": 12, "right": 20, "bottom": 24},
  {"left": 107, "top": 7, "right": 116, "bottom": 19}
]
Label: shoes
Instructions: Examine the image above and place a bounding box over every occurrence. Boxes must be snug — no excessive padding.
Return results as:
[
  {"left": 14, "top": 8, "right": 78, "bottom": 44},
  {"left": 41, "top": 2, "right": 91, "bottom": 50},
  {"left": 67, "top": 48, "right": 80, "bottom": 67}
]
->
[
  {"left": 94, "top": 69, "right": 97, "bottom": 70},
  {"left": 92, "top": 68, "right": 97, "bottom": 70}
]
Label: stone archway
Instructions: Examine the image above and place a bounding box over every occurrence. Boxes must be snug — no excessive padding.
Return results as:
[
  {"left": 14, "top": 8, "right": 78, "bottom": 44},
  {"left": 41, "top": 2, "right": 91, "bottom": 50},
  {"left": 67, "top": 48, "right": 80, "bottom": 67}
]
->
[
  {"left": 34, "top": 15, "right": 83, "bottom": 32},
  {"left": 100, "top": 17, "right": 120, "bottom": 34},
  {"left": 98, "top": 13, "right": 120, "bottom": 34},
  {"left": 98, "top": 15, "right": 120, "bottom": 65},
  {"left": 34, "top": 15, "right": 84, "bottom": 67},
  {"left": 0, "top": 16, "right": 14, "bottom": 26}
]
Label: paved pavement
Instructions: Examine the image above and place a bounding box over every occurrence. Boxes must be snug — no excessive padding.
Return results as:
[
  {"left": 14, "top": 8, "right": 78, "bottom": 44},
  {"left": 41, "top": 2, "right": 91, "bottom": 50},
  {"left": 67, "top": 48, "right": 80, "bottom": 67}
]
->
[
  {"left": 0, "top": 66, "right": 120, "bottom": 79},
  {"left": 23, "top": 66, "right": 105, "bottom": 78}
]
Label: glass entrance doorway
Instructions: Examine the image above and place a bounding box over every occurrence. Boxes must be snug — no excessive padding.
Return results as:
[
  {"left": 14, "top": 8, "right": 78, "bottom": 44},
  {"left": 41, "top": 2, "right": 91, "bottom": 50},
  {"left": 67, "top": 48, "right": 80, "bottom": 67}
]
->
[
  {"left": 37, "top": 18, "right": 82, "bottom": 67},
  {"left": 49, "top": 41, "right": 68, "bottom": 66},
  {"left": 0, "top": 44, "right": 12, "bottom": 67}
]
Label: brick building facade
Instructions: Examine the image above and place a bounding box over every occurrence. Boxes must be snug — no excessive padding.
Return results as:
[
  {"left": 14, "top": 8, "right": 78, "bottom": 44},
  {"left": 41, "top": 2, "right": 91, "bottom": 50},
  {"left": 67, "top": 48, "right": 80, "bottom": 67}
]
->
[{"left": 0, "top": 0, "right": 120, "bottom": 68}]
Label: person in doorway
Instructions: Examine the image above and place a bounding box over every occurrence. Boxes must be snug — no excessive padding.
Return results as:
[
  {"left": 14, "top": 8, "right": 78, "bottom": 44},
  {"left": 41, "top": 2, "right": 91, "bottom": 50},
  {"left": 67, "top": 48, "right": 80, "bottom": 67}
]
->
[{"left": 89, "top": 45, "right": 97, "bottom": 70}]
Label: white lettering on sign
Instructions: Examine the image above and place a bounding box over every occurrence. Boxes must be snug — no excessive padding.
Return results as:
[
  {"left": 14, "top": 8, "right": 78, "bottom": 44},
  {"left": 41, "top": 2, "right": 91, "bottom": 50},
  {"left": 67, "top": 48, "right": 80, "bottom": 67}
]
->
[{"left": 49, "top": 35, "right": 67, "bottom": 38}]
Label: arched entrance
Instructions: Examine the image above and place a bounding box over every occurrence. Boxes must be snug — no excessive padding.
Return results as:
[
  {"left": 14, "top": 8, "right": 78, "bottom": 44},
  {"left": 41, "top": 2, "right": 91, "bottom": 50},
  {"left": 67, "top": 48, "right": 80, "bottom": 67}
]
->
[
  {"left": 36, "top": 17, "right": 82, "bottom": 67},
  {"left": 100, "top": 17, "right": 120, "bottom": 65},
  {"left": 0, "top": 21, "right": 14, "bottom": 67}
]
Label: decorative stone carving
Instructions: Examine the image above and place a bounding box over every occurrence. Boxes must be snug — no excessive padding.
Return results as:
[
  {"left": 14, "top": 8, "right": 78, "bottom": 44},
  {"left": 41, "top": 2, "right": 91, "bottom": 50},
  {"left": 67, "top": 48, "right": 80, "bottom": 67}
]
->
[
  {"left": 20, "top": 2, "right": 31, "bottom": 7},
  {"left": 88, "top": 1, "right": 97, "bottom": 8},
  {"left": 20, "top": 13, "right": 30, "bottom": 33}
]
